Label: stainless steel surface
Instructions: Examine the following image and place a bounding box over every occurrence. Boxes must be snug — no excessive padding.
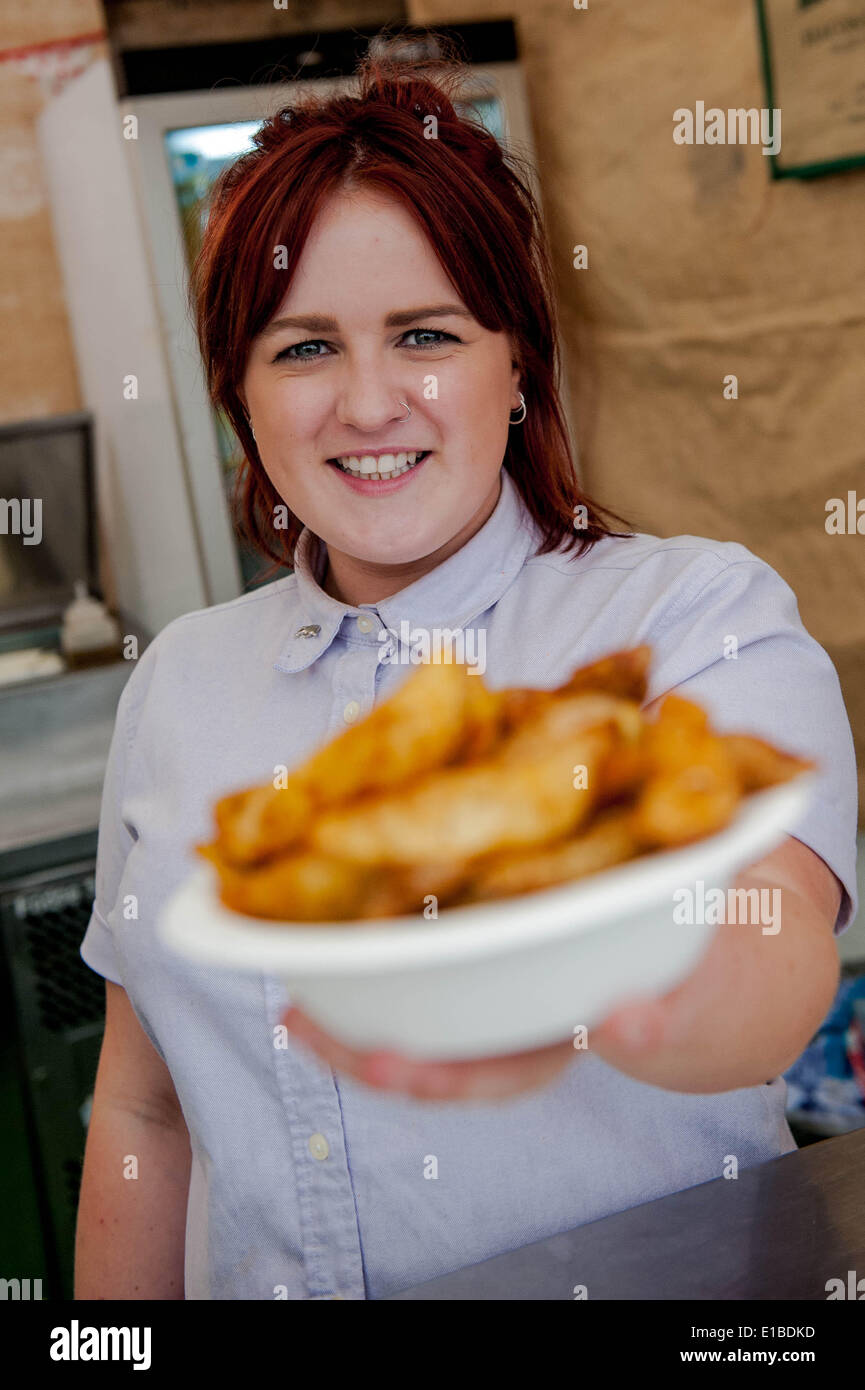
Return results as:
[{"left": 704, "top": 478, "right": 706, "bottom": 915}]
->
[
  {"left": 0, "top": 411, "right": 96, "bottom": 632},
  {"left": 387, "top": 1127, "right": 865, "bottom": 1300},
  {"left": 0, "top": 660, "right": 133, "bottom": 853},
  {"left": 839, "top": 834, "right": 865, "bottom": 967}
]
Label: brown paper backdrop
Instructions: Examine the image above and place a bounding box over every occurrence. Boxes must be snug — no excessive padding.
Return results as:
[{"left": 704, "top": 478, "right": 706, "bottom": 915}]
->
[{"left": 409, "top": 0, "right": 865, "bottom": 821}]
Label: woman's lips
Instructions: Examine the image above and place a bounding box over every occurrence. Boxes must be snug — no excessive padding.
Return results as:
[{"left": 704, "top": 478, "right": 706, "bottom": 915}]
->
[{"left": 325, "top": 451, "right": 431, "bottom": 495}]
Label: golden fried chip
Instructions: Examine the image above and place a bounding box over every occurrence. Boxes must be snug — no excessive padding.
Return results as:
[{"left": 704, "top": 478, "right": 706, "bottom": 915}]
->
[
  {"left": 213, "top": 782, "right": 309, "bottom": 868},
  {"left": 311, "top": 726, "right": 615, "bottom": 867},
  {"left": 722, "top": 734, "right": 814, "bottom": 792},
  {"left": 198, "top": 646, "right": 815, "bottom": 924},
  {"left": 621, "top": 694, "right": 737, "bottom": 846},
  {"left": 593, "top": 743, "right": 649, "bottom": 807},
  {"left": 556, "top": 645, "right": 652, "bottom": 702},
  {"left": 201, "top": 844, "right": 376, "bottom": 922},
  {"left": 630, "top": 765, "right": 740, "bottom": 848},
  {"left": 644, "top": 693, "right": 710, "bottom": 746},
  {"left": 357, "top": 860, "right": 473, "bottom": 919},
  {"left": 499, "top": 692, "right": 643, "bottom": 762},
  {"left": 209, "top": 660, "right": 503, "bottom": 866},
  {"left": 462, "top": 808, "right": 639, "bottom": 902},
  {"left": 199, "top": 839, "right": 471, "bottom": 922},
  {"left": 498, "top": 646, "right": 651, "bottom": 731}
]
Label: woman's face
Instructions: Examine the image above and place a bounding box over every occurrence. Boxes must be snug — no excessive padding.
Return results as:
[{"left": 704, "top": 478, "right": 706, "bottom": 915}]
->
[{"left": 241, "top": 187, "right": 521, "bottom": 585}]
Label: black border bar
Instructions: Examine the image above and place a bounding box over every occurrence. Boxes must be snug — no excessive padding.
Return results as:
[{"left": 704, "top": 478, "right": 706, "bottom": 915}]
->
[{"left": 119, "top": 21, "right": 518, "bottom": 98}]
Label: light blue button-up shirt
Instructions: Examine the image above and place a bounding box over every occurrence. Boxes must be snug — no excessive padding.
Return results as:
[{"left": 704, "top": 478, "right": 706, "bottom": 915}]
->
[{"left": 80, "top": 467, "right": 859, "bottom": 1299}]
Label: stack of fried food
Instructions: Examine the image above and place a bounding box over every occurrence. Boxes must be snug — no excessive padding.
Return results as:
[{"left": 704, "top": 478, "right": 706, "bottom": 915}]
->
[{"left": 197, "top": 647, "right": 812, "bottom": 922}]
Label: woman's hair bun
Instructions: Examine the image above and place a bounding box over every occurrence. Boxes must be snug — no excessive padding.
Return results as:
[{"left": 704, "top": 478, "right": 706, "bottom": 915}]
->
[{"left": 355, "top": 30, "right": 470, "bottom": 124}]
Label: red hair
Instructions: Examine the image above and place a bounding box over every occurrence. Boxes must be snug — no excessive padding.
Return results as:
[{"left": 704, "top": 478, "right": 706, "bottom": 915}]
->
[{"left": 189, "top": 31, "right": 631, "bottom": 582}]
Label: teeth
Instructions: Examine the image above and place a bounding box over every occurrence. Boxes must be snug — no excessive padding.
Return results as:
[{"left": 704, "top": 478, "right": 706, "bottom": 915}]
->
[{"left": 332, "top": 449, "right": 426, "bottom": 479}]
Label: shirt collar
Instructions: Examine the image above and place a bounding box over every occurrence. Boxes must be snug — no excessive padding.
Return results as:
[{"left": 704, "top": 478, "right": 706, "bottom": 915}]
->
[{"left": 274, "top": 468, "right": 541, "bottom": 674}]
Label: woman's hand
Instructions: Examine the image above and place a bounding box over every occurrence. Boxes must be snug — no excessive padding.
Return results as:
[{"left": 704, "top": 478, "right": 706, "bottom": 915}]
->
[
  {"left": 280, "top": 1005, "right": 581, "bottom": 1102},
  {"left": 277, "top": 938, "right": 699, "bottom": 1104},
  {"left": 281, "top": 838, "right": 843, "bottom": 1100},
  {"left": 279, "top": 978, "right": 688, "bottom": 1101}
]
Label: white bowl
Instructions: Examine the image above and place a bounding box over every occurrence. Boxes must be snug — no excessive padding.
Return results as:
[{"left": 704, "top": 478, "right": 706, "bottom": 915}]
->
[{"left": 157, "top": 776, "right": 815, "bottom": 1061}]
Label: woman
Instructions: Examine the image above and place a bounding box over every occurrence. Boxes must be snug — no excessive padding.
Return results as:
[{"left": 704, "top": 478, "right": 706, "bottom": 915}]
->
[{"left": 76, "top": 43, "right": 858, "bottom": 1300}]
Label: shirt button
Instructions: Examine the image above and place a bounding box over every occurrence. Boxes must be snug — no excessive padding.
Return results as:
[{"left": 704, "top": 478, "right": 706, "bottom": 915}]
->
[
  {"left": 308, "top": 1132, "right": 329, "bottom": 1161},
  {"left": 356, "top": 614, "right": 374, "bottom": 634},
  {"left": 343, "top": 700, "right": 360, "bottom": 724}
]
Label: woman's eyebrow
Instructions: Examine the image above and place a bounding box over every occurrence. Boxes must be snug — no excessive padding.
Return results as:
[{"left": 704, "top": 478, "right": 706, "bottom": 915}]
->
[{"left": 259, "top": 304, "right": 474, "bottom": 338}]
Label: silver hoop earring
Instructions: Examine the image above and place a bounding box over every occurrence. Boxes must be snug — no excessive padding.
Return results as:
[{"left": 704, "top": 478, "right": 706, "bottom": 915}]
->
[
  {"left": 398, "top": 400, "right": 412, "bottom": 422},
  {"left": 509, "top": 392, "right": 526, "bottom": 425}
]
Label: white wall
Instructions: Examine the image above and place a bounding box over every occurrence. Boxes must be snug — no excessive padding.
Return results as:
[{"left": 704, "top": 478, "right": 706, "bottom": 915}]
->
[{"left": 37, "top": 58, "right": 209, "bottom": 636}]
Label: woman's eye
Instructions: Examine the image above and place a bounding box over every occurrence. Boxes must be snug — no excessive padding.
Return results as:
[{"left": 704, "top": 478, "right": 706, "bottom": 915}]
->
[
  {"left": 272, "top": 327, "right": 460, "bottom": 365},
  {"left": 273, "top": 340, "right": 329, "bottom": 363},
  {"left": 403, "top": 328, "right": 460, "bottom": 349}
]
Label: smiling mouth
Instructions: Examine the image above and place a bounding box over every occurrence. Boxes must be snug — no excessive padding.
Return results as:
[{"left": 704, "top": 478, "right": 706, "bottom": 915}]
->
[{"left": 326, "top": 449, "right": 430, "bottom": 481}]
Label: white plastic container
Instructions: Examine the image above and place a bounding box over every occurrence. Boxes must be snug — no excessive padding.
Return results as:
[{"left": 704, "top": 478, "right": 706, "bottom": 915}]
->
[{"left": 157, "top": 776, "right": 814, "bottom": 1060}]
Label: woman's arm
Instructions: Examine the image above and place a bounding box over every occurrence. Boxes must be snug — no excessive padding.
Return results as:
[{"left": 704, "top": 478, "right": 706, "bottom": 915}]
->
[
  {"left": 591, "top": 835, "right": 842, "bottom": 1092},
  {"left": 281, "top": 836, "right": 843, "bottom": 1101},
  {"left": 75, "top": 981, "right": 191, "bottom": 1300}
]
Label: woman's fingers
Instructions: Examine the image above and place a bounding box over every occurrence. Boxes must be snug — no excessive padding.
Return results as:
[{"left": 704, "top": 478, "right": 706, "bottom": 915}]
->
[{"left": 281, "top": 1007, "right": 579, "bottom": 1101}]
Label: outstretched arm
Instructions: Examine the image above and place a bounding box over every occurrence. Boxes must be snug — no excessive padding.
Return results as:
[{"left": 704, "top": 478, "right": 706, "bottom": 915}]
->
[
  {"left": 281, "top": 836, "right": 842, "bottom": 1101},
  {"left": 590, "top": 835, "right": 842, "bottom": 1093}
]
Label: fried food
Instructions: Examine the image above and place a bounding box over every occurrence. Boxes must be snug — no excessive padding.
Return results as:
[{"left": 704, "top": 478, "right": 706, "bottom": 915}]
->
[
  {"left": 202, "top": 843, "right": 378, "bottom": 921},
  {"left": 197, "top": 647, "right": 814, "bottom": 922},
  {"left": 311, "top": 726, "right": 614, "bottom": 867},
  {"left": 556, "top": 644, "right": 651, "bottom": 702},
  {"left": 628, "top": 695, "right": 741, "bottom": 848},
  {"left": 630, "top": 743, "right": 741, "bottom": 849},
  {"left": 498, "top": 692, "right": 644, "bottom": 761},
  {"left": 201, "top": 840, "right": 472, "bottom": 922},
  {"left": 498, "top": 645, "right": 651, "bottom": 730},
  {"left": 722, "top": 733, "right": 813, "bottom": 792},
  {"left": 212, "top": 659, "right": 503, "bottom": 866},
  {"left": 626, "top": 697, "right": 813, "bottom": 849},
  {"left": 461, "top": 808, "right": 639, "bottom": 903}
]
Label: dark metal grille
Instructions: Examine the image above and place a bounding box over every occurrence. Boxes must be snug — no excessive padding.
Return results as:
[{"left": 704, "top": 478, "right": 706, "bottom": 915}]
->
[
  {"left": 15, "top": 879, "right": 105, "bottom": 1032},
  {"left": 62, "top": 1156, "right": 84, "bottom": 1213}
]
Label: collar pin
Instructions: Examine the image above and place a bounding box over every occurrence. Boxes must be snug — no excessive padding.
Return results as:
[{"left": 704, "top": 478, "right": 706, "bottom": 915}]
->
[{"left": 295, "top": 624, "right": 321, "bottom": 638}]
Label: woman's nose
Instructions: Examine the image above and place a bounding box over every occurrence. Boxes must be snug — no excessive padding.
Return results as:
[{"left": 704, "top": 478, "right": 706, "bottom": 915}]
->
[{"left": 334, "top": 367, "right": 410, "bottom": 430}]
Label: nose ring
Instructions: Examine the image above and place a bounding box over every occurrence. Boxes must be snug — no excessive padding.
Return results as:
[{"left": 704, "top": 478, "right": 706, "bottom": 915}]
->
[{"left": 397, "top": 400, "right": 412, "bottom": 421}]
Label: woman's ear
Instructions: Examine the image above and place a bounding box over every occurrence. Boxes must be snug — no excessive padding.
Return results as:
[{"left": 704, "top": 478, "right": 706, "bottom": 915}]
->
[{"left": 511, "top": 362, "right": 521, "bottom": 407}]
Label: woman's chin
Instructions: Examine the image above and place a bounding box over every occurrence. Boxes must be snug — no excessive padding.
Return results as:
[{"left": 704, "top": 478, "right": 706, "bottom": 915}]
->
[{"left": 344, "top": 533, "right": 450, "bottom": 568}]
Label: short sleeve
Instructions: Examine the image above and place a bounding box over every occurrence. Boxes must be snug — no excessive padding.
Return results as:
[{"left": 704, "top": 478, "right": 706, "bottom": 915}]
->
[
  {"left": 79, "top": 678, "right": 136, "bottom": 985},
  {"left": 644, "top": 553, "right": 859, "bottom": 935}
]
